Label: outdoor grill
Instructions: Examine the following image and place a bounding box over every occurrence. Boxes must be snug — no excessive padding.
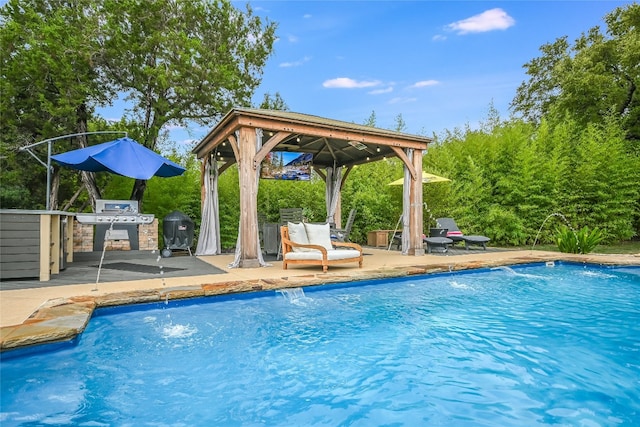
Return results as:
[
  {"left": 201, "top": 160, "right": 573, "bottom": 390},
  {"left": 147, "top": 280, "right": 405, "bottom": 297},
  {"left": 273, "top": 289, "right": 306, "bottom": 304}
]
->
[
  {"left": 75, "top": 200, "right": 155, "bottom": 251},
  {"left": 75, "top": 199, "right": 154, "bottom": 225},
  {"left": 162, "top": 210, "right": 194, "bottom": 257}
]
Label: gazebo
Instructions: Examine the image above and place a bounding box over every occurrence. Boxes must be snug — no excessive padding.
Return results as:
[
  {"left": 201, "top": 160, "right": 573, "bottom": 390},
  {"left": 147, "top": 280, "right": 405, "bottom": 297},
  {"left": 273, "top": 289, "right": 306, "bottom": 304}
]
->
[{"left": 192, "top": 108, "right": 432, "bottom": 268}]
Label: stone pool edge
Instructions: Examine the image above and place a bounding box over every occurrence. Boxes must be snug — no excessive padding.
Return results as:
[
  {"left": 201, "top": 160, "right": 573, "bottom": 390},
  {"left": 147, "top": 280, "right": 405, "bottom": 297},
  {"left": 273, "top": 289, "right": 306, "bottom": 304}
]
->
[{"left": 1, "top": 254, "right": 638, "bottom": 351}]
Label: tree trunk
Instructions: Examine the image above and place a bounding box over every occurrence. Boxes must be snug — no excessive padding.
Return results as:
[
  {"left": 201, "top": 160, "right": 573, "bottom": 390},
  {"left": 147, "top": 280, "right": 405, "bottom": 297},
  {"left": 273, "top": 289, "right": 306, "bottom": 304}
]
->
[
  {"left": 49, "top": 167, "right": 60, "bottom": 210},
  {"left": 62, "top": 186, "right": 86, "bottom": 211},
  {"left": 75, "top": 103, "right": 101, "bottom": 211},
  {"left": 130, "top": 179, "right": 147, "bottom": 211},
  {"left": 80, "top": 170, "right": 101, "bottom": 212}
]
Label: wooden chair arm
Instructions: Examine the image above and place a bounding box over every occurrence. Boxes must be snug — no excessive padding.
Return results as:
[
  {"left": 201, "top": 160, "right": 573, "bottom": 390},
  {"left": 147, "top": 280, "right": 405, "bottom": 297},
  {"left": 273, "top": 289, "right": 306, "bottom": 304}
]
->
[
  {"left": 281, "top": 237, "right": 328, "bottom": 256},
  {"left": 332, "top": 241, "right": 363, "bottom": 252}
]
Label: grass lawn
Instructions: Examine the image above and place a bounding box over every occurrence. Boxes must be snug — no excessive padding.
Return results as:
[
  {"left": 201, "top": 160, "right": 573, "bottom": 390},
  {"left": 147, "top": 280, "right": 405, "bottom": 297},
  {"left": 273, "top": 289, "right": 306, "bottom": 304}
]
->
[{"left": 524, "top": 240, "right": 640, "bottom": 255}]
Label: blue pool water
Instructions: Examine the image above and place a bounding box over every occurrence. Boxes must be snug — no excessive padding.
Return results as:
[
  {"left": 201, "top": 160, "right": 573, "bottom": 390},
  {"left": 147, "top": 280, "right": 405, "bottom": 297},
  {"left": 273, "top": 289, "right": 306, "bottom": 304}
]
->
[{"left": 1, "top": 263, "right": 639, "bottom": 426}]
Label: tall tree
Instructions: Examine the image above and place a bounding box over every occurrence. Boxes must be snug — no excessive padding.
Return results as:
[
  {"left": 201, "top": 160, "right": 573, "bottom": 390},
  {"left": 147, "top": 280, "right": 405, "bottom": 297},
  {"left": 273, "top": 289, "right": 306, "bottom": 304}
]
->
[
  {"left": 0, "top": 0, "right": 107, "bottom": 210},
  {"left": 393, "top": 113, "right": 407, "bottom": 133},
  {"left": 259, "top": 92, "right": 289, "bottom": 110},
  {"left": 363, "top": 110, "right": 377, "bottom": 127},
  {"left": 99, "top": 0, "right": 277, "bottom": 203},
  {"left": 511, "top": 3, "right": 640, "bottom": 144}
]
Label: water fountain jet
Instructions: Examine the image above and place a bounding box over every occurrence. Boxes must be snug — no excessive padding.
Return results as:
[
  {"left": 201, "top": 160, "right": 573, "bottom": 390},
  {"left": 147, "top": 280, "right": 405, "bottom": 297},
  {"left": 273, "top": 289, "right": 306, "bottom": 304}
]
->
[{"left": 531, "top": 212, "right": 580, "bottom": 253}]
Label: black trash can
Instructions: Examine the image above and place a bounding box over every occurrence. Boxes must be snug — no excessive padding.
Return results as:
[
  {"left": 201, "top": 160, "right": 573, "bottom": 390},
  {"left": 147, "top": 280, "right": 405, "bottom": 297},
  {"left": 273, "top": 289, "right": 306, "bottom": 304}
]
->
[{"left": 162, "top": 211, "right": 194, "bottom": 257}]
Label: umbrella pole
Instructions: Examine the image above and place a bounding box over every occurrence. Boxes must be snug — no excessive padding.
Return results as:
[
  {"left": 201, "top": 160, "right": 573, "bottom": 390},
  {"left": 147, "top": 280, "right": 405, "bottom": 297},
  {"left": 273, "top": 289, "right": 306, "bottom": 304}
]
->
[{"left": 387, "top": 215, "right": 403, "bottom": 251}]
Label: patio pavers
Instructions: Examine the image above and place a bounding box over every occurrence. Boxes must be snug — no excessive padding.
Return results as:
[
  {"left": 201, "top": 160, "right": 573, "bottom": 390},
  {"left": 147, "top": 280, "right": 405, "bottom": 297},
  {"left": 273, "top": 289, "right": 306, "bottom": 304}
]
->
[{"left": 1, "top": 248, "right": 638, "bottom": 351}]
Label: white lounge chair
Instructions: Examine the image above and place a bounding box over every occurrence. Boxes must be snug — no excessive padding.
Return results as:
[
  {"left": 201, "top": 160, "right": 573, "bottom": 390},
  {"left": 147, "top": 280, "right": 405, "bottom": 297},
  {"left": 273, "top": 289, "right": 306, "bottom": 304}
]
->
[{"left": 281, "top": 222, "right": 363, "bottom": 273}]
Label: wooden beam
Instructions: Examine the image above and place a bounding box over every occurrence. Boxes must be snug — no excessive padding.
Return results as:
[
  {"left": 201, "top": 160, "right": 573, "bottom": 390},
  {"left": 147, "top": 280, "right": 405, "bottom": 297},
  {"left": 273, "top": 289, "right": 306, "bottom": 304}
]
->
[
  {"left": 218, "top": 159, "right": 236, "bottom": 175},
  {"left": 227, "top": 134, "right": 240, "bottom": 161},
  {"left": 391, "top": 147, "right": 418, "bottom": 180},
  {"left": 314, "top": 166, "right": 327, "bottom": 181},
  {"left": 341, "top": 166, "right": 353, "bottom": 190},
  {"left": 193, "top": 117, "right": 240, "bottom": 159},
  {"left": 236, "top": 116, "right": 428, "bottom": 150},
  {"left": 254, "top": 131, "right": 292, "bottom": 169},
  {"left": 321, "top": 137, "right": 338, "bottom": 161}
]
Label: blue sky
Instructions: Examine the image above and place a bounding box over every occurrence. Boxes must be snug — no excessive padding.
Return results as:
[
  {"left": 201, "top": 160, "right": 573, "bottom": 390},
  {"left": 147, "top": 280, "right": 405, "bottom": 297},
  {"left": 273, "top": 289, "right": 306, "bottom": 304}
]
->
[{"left": 99, "top": 1, "right": 631, "bottom": 146}]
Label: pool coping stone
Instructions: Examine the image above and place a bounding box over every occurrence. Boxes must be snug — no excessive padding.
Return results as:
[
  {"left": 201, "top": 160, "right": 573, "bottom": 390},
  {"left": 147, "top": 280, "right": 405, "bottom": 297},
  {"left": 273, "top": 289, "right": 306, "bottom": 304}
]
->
[{"left": 1, "top": 251, "right": 638, "bottom": 351}]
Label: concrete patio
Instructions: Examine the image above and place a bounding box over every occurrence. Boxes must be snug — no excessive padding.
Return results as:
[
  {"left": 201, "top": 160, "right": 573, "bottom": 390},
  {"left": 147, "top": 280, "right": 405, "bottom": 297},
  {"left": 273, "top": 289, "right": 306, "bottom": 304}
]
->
[{"left": 1, "top": 247, "right": 638, "bottom": 351}]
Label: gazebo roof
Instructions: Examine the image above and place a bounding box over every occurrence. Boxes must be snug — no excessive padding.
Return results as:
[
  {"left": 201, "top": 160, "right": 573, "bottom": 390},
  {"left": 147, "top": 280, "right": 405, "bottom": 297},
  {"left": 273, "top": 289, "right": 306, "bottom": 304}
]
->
[{"left": 192, "top": 108, "right": 432, "bottom": 168}]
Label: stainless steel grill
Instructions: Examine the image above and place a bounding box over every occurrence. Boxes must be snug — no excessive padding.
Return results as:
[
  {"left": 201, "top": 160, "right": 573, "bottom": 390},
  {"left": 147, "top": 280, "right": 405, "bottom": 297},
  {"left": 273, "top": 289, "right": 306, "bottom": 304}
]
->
[{"left": 75, "top": 199, "right": 154, "bottom": 225}]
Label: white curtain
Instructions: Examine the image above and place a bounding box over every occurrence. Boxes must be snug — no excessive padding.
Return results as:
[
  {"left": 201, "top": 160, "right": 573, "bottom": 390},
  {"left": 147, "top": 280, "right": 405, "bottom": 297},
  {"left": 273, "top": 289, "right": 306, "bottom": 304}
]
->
[
  {"left": 229, "top": 129, "right": 269, "bottom": 268},
  {"left": 195, "top": 155, "right": 221, "bottom": 255},
  {"left": 325, "top": 164, "right": 342, "bottom": 224}
]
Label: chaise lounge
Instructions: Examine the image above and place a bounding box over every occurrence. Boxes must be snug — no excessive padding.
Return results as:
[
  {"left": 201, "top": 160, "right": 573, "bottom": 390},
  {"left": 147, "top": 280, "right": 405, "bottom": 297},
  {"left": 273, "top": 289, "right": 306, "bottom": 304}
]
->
[
  {"left": 435, "top": 217, "right": 491, "bottom": 250},
  {"left": 424, "top": 228, "right": 454, "bottom": 253},
  {"left": 281, "top": 222, "right": 363, "bottom": 273}
]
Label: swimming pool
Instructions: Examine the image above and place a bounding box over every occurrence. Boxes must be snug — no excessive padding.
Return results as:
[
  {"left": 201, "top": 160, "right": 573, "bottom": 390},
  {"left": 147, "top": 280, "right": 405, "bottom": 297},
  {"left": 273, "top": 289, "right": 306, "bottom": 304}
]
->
[{"left": 1, "top": 262, "right": 639, "bottom": 426}]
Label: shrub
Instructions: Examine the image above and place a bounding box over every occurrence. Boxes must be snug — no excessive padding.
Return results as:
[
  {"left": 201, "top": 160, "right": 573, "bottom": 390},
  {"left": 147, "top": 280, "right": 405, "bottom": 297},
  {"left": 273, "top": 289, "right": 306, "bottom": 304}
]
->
[
  {"left": 555, "top": 226, "right": 604, "bottom": 254},
  {"left": 481, "top": 205, "right": 528, "bottom": 245}
]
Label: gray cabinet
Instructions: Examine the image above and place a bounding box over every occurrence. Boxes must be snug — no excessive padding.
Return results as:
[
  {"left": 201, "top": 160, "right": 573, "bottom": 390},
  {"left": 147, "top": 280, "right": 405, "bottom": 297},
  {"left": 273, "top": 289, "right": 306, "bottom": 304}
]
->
[{"left": 0, "top": 210, "right": 74, "bottom": 281}]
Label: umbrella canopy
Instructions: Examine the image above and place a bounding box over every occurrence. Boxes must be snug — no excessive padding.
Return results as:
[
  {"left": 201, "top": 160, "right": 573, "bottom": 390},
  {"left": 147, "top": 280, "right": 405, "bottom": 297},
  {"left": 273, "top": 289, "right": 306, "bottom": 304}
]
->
[
  {"left": 388, "top": 171, "right": 450, "bottom": 186},
  {"left": 51, "top": 137, "right": 185, "bottom": 179}
]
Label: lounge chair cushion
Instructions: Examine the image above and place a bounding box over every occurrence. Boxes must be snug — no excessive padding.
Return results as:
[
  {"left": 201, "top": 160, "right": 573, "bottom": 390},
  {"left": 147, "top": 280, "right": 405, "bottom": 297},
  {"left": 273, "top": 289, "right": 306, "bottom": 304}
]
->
[
  {"left": 287, "top": 221, "right": 311, "bottom": 252},
  {"left": 304, "top": 222, "right": 334, "bottom": 250},
  {"left": 285, "top": 249, "right": 360, "bottom": 261},
  {"left": 281, "top": 225, "right": 363, "bottom": 273}
]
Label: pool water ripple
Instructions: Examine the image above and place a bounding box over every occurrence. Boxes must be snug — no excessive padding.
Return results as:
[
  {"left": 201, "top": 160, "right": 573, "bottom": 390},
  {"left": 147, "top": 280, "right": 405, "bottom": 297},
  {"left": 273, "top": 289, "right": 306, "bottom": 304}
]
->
[{"left": 1, "top": 263, "right": 639, "bottom": 426}]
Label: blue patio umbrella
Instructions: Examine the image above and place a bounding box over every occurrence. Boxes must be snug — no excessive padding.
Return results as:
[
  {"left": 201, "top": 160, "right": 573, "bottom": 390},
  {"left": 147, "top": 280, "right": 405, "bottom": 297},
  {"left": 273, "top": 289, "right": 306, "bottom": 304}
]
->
[{"left": 51, "top": 137, "right": 185, "bottom": 179}]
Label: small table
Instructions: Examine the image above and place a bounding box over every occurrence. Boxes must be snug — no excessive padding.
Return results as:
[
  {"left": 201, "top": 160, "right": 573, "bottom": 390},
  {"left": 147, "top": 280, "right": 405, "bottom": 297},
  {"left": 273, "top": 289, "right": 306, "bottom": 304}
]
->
[
  {"left": 367, "top": 230, "right": 394, "bottom": 247},
  {"left": 462, "top": 235, "right": 490, "bottom": 250},
  {"left": 424, "top": 237, "right": 453, "bottom": 253}
]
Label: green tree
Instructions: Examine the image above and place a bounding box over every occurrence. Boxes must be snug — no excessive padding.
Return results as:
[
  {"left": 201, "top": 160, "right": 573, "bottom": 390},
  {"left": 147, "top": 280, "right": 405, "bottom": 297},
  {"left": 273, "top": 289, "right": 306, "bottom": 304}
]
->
[
  {"left": 99, "top": 0, "right": 277, "bottom": 203},
  {"left": 511, "top": 3, "right": 640, "bottom": 144},
  {"left": 1, "top": 0, "right": 277, "bottom": 211},
  {"left": 393, "top": 113, "right": 407, "bottom": 133},
  {"left": 363, "top": 110, "right": 376, "bottom": 127},
  {"left": 424, "top": 106, "right": 638, "bottom": 246},
  {"left": 342, "top": 159, "right": 403, "bottom": 243},
  {"left": 259, "top": 92, "right": 289, "bottom": 110},
  {"left": 0, "top": 0, "right": 108, "bottom": 210}
]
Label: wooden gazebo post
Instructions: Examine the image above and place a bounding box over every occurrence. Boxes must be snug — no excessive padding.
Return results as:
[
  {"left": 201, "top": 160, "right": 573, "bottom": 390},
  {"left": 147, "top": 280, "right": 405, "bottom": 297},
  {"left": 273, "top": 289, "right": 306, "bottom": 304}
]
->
[
  {"left": 408, "top": 148, "right": 424, "bottom": 256},
  {"left": 236, "top": 126, "right": 260, "bottom": 267}
]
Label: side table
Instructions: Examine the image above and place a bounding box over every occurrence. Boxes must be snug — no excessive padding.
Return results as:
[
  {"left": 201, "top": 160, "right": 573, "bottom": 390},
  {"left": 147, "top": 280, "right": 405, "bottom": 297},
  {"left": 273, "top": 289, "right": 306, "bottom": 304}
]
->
[{"left": 424, "top": 236, "right": 454, "bottom": 253}]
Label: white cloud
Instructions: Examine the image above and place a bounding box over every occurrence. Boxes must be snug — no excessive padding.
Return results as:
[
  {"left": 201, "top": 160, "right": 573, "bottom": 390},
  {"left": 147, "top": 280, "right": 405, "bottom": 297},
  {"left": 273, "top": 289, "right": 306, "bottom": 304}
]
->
[
  {"left": 280, "top": 56, "right": 312, "bottom": 68},
  {"left": 303, "top": 14, "right": 312, "bottom": 19},
  {"left": 447, "top": 8, "right": 515, "bottom": 35},
  {"left": 389, "top": 97, "right": 417, "bottom": 104},
  {"left": 410, "top": 80, "right": 440, "bottom": 89},
  {"left": 432, "top": 34, "right": 447, "bottom": 42},
  {"left": 369, "top": 86, "right": 393, "bottom": 95},
  {"left": 288, "top": 34, "right": 298, "bottom": 43},
  {"left": 323, "top": 77, "right": 381, "bottom": 89}
]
